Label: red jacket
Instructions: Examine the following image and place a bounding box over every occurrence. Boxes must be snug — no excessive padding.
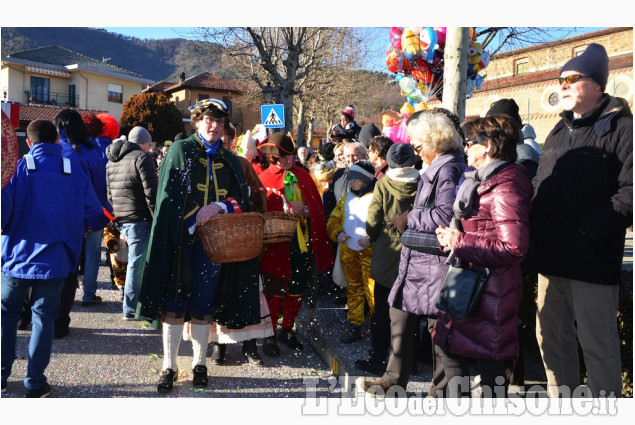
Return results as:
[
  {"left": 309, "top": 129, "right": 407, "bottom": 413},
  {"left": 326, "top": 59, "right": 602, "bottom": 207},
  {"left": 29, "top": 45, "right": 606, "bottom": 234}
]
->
[
  {"left": 432, "top": 163, "right": 533, "bottom": 360},
  {"left": 258, "top": 163, "right": 334, "bottom": 280}
]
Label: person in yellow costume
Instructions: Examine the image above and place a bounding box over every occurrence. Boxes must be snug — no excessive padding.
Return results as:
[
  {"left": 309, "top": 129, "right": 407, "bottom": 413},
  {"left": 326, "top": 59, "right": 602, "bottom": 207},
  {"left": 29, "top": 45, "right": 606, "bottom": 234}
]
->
[{"left": 327, "top": 160, "right": 377, "bottom": 344}]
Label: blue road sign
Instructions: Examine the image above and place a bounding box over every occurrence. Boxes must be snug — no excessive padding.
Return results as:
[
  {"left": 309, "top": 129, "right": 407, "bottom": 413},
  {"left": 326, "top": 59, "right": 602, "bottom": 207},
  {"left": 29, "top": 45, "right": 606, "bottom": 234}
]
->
[{"left": 261, "top": 104, "right": 285, "bottom": 128}]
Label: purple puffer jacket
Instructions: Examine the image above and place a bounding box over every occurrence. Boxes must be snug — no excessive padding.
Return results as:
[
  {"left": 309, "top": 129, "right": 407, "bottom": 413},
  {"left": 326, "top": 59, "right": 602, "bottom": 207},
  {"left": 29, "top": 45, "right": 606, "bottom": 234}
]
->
[
  {"left": 432, "top": 163, "right": 533, "bottom": 360},
  {"left": 388, "top": 150, "right": 466, "bottom": 316}
]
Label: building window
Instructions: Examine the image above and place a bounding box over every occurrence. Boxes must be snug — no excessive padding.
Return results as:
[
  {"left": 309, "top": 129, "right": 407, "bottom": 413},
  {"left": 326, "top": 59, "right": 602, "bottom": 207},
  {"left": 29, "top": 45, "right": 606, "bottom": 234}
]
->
[
  {"left": 108, "top": 84, "right": 123, "bottom": 103},
  {"left": 515, "top": 58, "right": 529, "bottom": 75},
  {"left": 68, "top": 84, "right": 76, "bottom": 107},
  {"left": 548, "top": 92, "right": 560, "bottom": 106},
  {"left": 30, "top": 76, "right": 50, "bottom": 103},
  {"left": 573, "top": 45, "right": 587, "bottom": 57}
]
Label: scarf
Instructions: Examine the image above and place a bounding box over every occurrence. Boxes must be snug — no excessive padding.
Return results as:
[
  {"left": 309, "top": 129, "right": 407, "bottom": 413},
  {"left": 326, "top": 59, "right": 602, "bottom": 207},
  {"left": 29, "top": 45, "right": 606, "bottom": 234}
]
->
[
  {"left": 198, "top": 131, "right": 222, "bottom": 181},
  {"left": 453, "top": 159, "right": 508, "bottom": 218}
]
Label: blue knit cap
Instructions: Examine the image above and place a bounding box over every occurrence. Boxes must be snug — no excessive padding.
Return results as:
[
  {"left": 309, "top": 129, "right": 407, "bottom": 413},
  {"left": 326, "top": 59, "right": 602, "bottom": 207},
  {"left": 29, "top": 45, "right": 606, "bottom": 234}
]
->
[{"left": 560, "top": 43, "right": 609, "bottom": 91}]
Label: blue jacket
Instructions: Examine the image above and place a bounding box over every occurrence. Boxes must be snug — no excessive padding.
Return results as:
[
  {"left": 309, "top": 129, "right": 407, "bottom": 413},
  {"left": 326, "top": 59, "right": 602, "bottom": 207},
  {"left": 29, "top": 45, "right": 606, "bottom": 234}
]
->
[
  {"left": 1, "top": 142, "right": 103, "bottom": 279},
  {"left": 60, "top": 136, "right": 111, "bottom": 229}
]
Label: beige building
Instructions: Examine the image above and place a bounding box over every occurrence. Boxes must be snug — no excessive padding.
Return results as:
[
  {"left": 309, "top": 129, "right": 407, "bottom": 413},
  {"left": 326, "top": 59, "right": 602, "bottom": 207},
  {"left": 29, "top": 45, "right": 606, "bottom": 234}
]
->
[
  {"left": 143, "top": 72, "right": 260, "bottom": 136},
  {"left": 462, "top": 27, "right": 633, "bottom": 142},
  {"left": 1, "top": 45, "right": 153, "bottom": 121}
]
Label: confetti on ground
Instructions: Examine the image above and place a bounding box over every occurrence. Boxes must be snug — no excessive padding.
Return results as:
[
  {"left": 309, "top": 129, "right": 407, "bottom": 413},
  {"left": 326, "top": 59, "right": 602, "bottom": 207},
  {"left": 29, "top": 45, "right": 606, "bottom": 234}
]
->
[
  {"left": 149, "top": 353, "right": 159, "bottom": 360},
  {"left": 149, "top": 368, "right": 158, "bottom": 374}
]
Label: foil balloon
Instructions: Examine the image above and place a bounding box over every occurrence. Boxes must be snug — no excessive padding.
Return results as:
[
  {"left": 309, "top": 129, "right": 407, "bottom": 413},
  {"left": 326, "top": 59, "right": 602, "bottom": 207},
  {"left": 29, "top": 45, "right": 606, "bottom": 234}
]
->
[
  {"left": 399, "top": 75, "right": 425, "bottom": 103},
  {"left": 419, "top": 27, "right": 438, "bottom": 63},
  {"left": 478, "top": 49, "right": 490, "bottom": 70},
  {"left": 400, "top": 28, "right": 421, "bottom": 62},
  {"left": 411, "top": 58, "right": 433, "bottom": 83},
  {"left": 400, "top": 101, "right": 414, "bottom": 117},
  {"left": 386, "top": 45, "right": 410, "bottom": 73},
  {"left": 389, "top": 27, "right": 403, "bottom": 50},
  {"left": 434, "top": 27, "right": 447, "bottom": 46},
  {"left": 467, "top": 42, "right": 482, "bottom": 77}
]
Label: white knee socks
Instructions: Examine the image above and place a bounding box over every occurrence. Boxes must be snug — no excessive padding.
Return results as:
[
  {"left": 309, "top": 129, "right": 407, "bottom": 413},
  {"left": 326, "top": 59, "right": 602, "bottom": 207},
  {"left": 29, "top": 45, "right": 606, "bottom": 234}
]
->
[
  {"left": 162, "top": 322, "right": 184, "bottom": 372},
  {"left": 190, "top": 323, "right": 211, "bottom": 368}
]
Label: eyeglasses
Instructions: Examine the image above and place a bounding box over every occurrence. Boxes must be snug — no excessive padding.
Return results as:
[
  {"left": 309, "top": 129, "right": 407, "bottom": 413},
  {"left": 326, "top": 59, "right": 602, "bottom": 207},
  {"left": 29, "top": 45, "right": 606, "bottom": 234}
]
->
[
  {"left": 203, "top": 116, "right": 225, "bottom": 127},
  {"left": 558, "top": 75, "right": 590, "bottom": 85},
  {"left": 465, "top": 140, "right": 476, "bottom": 148},
  {"left": 412, "top": 144, "right": 423, "bottom": 153}
]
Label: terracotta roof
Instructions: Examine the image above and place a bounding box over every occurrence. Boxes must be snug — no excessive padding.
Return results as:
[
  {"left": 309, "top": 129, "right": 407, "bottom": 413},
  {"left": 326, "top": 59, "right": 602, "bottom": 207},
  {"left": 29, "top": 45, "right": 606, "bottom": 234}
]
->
[
  {"left": 144, "top": 81, "right": 177, "bottom": 92},
  {"left": 18, "top": 105, "right": 107, "bottom": 123},
  {"left": 147, "top": 72, "right": 247, "bottom": 94},
  {"left": 7, "top": 45, "right": 145, "bottom": 79}
]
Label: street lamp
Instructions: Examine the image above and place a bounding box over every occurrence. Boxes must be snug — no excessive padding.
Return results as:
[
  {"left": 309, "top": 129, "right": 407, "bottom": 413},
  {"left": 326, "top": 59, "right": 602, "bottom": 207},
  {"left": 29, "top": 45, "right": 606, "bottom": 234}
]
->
[{"left": 262, "top": 82, "right": 275, "bottom": 104}]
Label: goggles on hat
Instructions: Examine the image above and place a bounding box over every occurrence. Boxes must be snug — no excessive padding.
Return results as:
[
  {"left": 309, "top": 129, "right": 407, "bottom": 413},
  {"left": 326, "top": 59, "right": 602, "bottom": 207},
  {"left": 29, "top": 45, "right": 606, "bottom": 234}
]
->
[
  {"left": 558, "top": 75, "right": 590, "bottom": 85},
  {"left": 188, "top": 98, "right": 229, "bottom": 113}
]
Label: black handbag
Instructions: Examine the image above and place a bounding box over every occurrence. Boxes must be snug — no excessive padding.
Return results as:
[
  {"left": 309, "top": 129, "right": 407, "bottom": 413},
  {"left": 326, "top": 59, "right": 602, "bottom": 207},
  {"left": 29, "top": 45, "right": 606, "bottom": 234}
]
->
[
  {"left": 399, "top": 163, "right": 461, "bottom": 256},
  {"left": 435, "top": 250, "right": 492, "bottom": 319}
]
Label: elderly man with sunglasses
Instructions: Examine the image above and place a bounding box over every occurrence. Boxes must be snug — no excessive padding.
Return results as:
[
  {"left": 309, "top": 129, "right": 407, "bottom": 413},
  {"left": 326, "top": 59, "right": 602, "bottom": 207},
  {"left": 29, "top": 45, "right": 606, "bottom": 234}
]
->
[
  {"left": 529, "top": 43, "right": 632, "bottom": 398},
  {"left": 137, "top": 99, "right": 261, "bottom": 394}
]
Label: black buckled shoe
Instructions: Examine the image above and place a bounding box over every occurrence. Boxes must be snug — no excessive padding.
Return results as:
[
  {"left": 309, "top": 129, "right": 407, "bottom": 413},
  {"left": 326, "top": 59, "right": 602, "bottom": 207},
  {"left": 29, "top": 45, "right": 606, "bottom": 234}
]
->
[
  {"left": 279, "top": 328, "right": 303, "bottom": 351},
  {"left": 157, "top": 368, "right": 178, "bottom": 394},
  {"left": 242, "top": 339, "right": 264, "bottom": 367},
  {"left": 210, "top": 343, "right": 226, "bottom": 365},
  {"left": 340, "top": 325, "right": 362, "bottom": 344},
  {"left": 192, "top": 365, "right": 209, "bottom": 388},
  {"left": 262, "top": 336, "right": 280, "bottom": 357},
  {"left": 355, "top": 357, "right": 387, "bottom": 375}
]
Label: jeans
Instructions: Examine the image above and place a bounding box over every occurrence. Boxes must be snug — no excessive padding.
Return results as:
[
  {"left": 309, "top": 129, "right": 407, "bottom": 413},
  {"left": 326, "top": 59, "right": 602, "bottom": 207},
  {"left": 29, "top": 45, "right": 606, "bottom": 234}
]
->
[
  {"left": 1, "top": 273, "right": 65, "bottom": 389},
  {"left": 119, "top": 222, "right": 151, "bottom": 316},
  {"left": 82, "top": 228, "right": 104, "bottom": 301}
]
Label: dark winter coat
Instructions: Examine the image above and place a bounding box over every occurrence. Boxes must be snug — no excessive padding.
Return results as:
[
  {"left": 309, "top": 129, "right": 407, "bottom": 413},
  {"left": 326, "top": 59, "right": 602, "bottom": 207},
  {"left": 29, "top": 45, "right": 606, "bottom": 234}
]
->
[
  {"left": 366, "top": 167, "right": 419, "bottom": 288},
  {"left": 432, "top": 163, "right": 533, "bottom": 360},
  {"left": 528, "top": 94, "right": 633, "bottom": 285},
  {"left": 332, "top": 121, "right": 362, "bottom": 140},
  {"left": 388, "top": 150, "right": 466, "bottom": 315},
  {"left": 105, "top": 139, "right": 158, "bottom": 223}
]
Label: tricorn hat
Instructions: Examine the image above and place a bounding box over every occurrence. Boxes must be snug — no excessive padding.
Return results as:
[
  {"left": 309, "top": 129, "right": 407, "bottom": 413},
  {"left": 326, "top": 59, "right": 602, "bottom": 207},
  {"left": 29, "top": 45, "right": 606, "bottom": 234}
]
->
[{"left": 259, "top": 132, "right": 297, "bottom": 156}]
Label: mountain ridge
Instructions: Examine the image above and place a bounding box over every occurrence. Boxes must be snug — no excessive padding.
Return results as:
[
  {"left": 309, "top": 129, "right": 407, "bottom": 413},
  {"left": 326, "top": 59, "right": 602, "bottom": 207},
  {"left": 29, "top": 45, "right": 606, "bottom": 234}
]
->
[{"left": 1, "top": 27, "right": 223, "bottom": 82}]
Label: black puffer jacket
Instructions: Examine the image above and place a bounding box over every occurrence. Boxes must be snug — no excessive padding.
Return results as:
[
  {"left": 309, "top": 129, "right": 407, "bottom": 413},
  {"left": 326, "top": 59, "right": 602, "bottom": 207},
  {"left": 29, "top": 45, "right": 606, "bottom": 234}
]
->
[
  {"left": 528, "top": 95, "right": 633, "bottom": 285},
  {"left": 105, "top": 139, "right": 158, "bottom": 223}
]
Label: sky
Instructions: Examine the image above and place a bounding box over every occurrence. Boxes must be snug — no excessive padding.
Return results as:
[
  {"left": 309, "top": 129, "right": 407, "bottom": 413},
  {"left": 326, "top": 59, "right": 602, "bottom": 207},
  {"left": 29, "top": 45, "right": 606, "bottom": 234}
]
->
[{"left": 95, "top": 26, "right": 611, "bottom": 74}]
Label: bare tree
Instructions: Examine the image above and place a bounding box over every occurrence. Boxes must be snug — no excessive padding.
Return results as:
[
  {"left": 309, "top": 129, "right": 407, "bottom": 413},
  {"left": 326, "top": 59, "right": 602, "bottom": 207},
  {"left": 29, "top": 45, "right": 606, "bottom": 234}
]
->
[{"left": 192, "top": 27, "right": 375, "bottom": 144}]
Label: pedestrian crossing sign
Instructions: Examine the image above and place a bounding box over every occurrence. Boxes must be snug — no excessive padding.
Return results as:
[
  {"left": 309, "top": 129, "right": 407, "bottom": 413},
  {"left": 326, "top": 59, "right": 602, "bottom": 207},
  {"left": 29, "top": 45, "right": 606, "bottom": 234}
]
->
[{"left": 261, "top": 104, "right": 285, "bottom": 128}]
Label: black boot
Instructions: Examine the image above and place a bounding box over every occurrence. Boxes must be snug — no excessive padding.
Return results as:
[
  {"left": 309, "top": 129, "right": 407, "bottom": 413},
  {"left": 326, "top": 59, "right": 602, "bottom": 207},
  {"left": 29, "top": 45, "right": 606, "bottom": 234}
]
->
[
  {"left": 211, "top": 342, "right": 226, "bottom": 365},
  {"left": 242, "top": 339, "right": 264, "bottom": 367},
  {"left": 355, "top": 350, "right": 387, "bottom": 375},
  {"left": 262, "top": 335, "right": 280, "bottom": 357}
]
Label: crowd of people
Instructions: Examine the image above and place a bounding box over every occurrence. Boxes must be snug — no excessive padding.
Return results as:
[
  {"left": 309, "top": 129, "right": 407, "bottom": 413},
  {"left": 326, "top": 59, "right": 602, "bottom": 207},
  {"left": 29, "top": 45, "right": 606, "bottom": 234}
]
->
[{"left": 1, "top": 42, "right": 631, "bottom": 399}]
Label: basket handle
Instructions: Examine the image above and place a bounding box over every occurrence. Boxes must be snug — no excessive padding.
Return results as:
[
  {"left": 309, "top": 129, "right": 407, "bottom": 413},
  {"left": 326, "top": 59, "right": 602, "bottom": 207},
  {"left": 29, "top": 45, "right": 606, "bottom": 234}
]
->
[{"left": 262, "top": 187, "right": 293, "bottom": 214}]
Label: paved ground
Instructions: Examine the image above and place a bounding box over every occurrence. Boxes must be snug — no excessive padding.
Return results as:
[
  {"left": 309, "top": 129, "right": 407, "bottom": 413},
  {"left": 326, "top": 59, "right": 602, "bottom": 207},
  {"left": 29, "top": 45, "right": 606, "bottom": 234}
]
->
[
  {"left": 3, "top": 231, "right": 632, "bottom": 407},
  {"left": 1, "top": 262, "right": 338, "bottom": 399}
]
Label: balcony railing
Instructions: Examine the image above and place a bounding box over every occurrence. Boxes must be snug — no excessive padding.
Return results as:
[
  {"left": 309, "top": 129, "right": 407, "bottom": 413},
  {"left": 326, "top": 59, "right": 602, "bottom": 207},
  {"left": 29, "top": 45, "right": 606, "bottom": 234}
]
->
[{"left": 24, "top": 90, "right": 79, "bottom": 107}]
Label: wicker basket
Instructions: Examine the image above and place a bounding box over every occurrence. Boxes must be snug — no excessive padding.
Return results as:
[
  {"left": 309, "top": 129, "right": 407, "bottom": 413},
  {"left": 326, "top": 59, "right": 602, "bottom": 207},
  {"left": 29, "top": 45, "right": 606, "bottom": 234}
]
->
[
  {"left": 263, "top": 211, "right": 300, "bottom": 243},
  {"left": 196, "top": 212, "right": 264, "bottom": 263}
]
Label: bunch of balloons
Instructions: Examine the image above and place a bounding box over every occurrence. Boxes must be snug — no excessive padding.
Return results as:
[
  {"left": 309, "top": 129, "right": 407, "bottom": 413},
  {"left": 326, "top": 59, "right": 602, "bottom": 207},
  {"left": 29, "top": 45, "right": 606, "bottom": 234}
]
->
[{"left": 386, "top": 27, "right": 490, "bottom": 107}]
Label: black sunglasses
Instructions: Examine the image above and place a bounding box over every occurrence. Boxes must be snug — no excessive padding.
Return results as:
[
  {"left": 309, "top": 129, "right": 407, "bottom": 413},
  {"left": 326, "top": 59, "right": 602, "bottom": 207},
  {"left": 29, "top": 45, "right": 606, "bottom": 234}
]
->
[{"left": 558, "top": 75, "right": 590, "bottom": 85}]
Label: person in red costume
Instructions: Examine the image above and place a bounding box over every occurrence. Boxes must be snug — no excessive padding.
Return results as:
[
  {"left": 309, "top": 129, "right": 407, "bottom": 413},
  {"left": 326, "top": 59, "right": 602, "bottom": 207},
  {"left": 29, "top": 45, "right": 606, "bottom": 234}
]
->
[{"left": 257, "top": 133, "right": 334, "bottom": 356}]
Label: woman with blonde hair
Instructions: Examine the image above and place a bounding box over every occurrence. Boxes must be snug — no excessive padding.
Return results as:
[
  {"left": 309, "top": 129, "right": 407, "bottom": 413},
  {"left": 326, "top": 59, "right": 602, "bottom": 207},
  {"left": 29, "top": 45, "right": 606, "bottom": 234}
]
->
[{"left": 358, "top": 108, "right": 466, "bottom": 396}]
